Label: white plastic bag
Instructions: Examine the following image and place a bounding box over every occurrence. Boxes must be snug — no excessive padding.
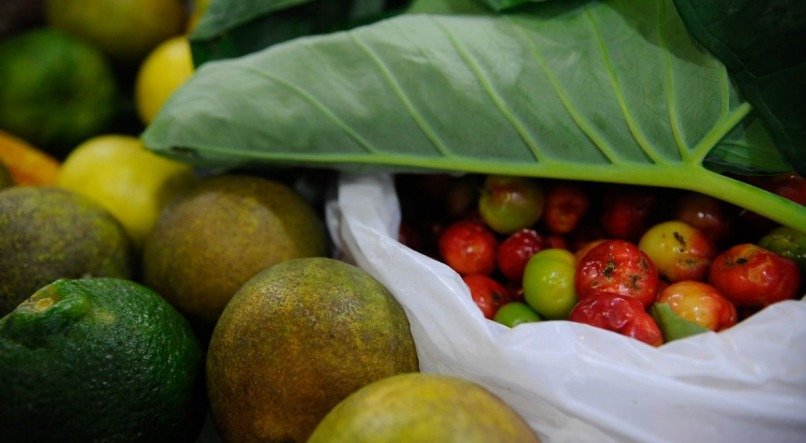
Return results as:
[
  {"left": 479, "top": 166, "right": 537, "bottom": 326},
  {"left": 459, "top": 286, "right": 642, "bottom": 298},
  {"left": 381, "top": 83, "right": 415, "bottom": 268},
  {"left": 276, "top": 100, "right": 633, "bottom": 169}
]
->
[{"left": 326, "top": 172, "right": 806, "bottom": 443}]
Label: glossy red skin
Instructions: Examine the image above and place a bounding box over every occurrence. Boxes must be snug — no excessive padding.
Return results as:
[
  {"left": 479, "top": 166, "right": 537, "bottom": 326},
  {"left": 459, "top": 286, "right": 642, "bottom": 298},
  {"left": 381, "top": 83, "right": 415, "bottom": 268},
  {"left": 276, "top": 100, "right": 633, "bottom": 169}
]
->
[
  {"left": 674, "top": 192, "right": 734, "bottom": 245},
  {"left": 543, "top": 182, "right": 590, "bottom": 234},
  {"left": 497, "top": 228, "right": 546, "bottom": 282},
  {"left": 438, "top": 220, "right": 498, "bottom": 275},
  {"left": 463, "top": 274, "right": 510, "bottom": 319},
  {"left": 574, "top": 239, "right": 607, "bottom": 263},
  {"left": 708, "top": 243, "right": 802, "bottom": 308},
  {"left": 657, "top": 281, "right": 737, "bottom": 331},
  {"left": 600, "top": 186, "right": 659, "bottom": 241},
  {"left": 569, "top": 292, "right": 664, "bottom": 346},
  {"left": 576, "top": 239, "right": 659, "bottom": 307}
]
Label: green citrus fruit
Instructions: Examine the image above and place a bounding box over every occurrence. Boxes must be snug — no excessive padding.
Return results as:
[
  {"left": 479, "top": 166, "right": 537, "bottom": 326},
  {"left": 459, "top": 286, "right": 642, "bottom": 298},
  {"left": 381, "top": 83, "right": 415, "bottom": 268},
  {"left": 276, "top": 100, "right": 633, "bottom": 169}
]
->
[
  {"left": 0, "top": 187, "right": 133, "bottom": 316},
  {"left": 309, "top": 372, "right": 540, "bottom": 443},
  {"left": 45, "top": 0, "right": 186, "bottom": 64},
  {"left": 57, "top": 134, "right": 197, "bottom": 249},
  {"left": 0, "top": 277, "right": 205, "bottom": 442},
  {"left": 207, "top": 257, "right": 419, "bottom": 443},
  {"left": 0, "top": 29, "right": 116, "bottom": 155},
  {"left": 142, "top": 174, "right": 328, "bottom": 325}
]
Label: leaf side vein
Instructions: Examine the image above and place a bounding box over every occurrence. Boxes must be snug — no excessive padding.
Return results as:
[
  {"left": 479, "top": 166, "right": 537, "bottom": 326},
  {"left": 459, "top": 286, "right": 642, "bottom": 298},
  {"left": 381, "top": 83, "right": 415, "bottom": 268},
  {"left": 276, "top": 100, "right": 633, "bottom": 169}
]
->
[
  {"left": 432, "top": 16, "right": 545, "bottom": 162},
  {"left": 238, "top": 64, "right": 379, "bottom": 153},
  {"left": 348, "top": 30, "right": 452, "bottom": 156},
  {"left": 585, "top": 6, "right": 667, "bottom": 165},
  {"left": 510, "top": 16, "right": 621, "bottom": 164}
]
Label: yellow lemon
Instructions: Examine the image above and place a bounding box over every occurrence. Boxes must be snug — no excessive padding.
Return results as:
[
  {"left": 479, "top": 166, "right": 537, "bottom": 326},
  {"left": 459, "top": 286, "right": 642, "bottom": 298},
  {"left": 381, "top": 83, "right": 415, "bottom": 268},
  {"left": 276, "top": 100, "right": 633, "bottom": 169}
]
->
[
  {"left": 57, "top": 135, "right": 197, "bottom": 249},
  {"left": 135, "top": 36, "right": 195, "bottom": 125}
]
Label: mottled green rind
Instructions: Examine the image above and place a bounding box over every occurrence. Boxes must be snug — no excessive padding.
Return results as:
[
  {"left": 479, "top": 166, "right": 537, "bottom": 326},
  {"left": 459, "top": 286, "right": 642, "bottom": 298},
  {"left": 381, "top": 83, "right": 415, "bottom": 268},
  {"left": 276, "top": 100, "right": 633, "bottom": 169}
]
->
[
  {"left": 142, "top": 175, "right": 329, "bottom": 326},
  {"left": 0, "top": 29, "right": 116, "bottom": 155},
  {"left": 0, "top": 278, "right": 204, "bottom": 442},
  {"left": 207, "top": 257, "right": 419, "bottom": 443},
  {"left": 0, "top": 187, "right": 134, "bottom": 316}
]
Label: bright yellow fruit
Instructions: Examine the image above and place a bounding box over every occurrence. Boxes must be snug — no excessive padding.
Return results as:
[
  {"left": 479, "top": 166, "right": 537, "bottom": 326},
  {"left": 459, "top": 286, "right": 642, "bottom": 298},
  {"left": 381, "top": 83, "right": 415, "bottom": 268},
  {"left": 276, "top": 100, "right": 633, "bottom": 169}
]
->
[
  {"left": 135, "top": 36, "right": 194, "bottom": 125},
  {"left": 57, "top": 135, "right": 197, "bottom": 249}
]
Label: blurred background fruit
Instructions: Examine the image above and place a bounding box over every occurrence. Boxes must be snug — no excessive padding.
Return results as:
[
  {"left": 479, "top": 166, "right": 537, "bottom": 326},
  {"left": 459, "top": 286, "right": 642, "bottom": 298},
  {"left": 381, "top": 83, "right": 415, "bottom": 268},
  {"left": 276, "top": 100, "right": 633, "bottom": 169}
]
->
[
  {"left": 45, "top": 0, "right": 186, "bottom": 65},
  {"left": 142, "top": 175, "right": 329, "bottom": 326},
  {"left": 57, "top": 134, "right": 197, "bottom": 248},
  {"left": 0, "top": 187, "right": 133, "bottom": 316},
  {"left": 0, "top": 0, "right": 44, "bottom": 38},
  {"left": 0, "top": 277, "right": 205, "bottom": 442},
  {"left": 0, "top": 28, "right": 117, "bottom": 156},
  {"left": 308, "top": 372, "right": 540, "bottom": 443},
  {"left": 187, "top": 0, "right": 211, "bottom": 33},
  {"left": 135, "top": 35, "right": 194, "bottom": 125},
  {"left": 0, "top": 161, "right": 12, "bottom": 190},
  {"left": 207, "top": 258, "right": 419, "bottom": 443},
  {"left": 0, "top": 129, "right": 60, "bottom": 185}
]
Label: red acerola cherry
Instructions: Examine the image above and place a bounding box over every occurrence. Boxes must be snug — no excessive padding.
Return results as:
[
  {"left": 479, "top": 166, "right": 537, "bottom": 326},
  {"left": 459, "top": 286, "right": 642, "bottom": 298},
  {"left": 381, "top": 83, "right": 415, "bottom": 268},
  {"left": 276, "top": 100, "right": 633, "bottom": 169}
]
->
[
  {"left": 497, "top": 228, "right": 546, "bottom": 282},
  {"left": 438, "top": 220, "right": 498, "bottom": 275}
]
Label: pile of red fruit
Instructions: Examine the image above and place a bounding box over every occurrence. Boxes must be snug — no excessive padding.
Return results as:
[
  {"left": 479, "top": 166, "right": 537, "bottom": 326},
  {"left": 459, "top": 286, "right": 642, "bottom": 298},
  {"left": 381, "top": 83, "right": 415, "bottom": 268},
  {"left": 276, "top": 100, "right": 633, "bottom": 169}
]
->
[{"left": 395, "top": 173, "right": 805, "bottom": 346}]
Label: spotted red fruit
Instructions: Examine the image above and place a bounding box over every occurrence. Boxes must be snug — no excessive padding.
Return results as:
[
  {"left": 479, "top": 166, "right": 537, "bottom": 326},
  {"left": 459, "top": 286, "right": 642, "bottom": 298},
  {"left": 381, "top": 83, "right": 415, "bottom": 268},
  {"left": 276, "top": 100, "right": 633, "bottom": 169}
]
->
[
  {"left": 708, "top": 243, "right": 801, "bottom": 309},
  {"left": 575, "top": 239, "right": 659, "bottom": 308},
  {"left": 496, "top": 228, "right": 546, "bottom": 282},
  {"left": 438, "top": 220, "right": 497, "bottom": 275}
]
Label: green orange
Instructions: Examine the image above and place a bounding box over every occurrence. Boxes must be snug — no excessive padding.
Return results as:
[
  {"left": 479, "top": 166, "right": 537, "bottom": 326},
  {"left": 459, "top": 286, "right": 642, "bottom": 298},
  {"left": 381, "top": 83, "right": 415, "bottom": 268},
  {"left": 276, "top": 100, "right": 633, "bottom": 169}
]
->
[
  {"left": 0, "top": 29, "right": 116, "bottom": 154},
  {"left": 0, "top": 278, "right": 205, "bottom": 442}
]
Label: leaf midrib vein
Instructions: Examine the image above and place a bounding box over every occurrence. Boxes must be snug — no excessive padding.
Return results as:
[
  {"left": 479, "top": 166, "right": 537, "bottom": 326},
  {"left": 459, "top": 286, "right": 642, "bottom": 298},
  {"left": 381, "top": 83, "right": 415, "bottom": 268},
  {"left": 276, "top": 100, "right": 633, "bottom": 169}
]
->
[{"left": 585, "top": 5, "right": 667, "bottom": 165}]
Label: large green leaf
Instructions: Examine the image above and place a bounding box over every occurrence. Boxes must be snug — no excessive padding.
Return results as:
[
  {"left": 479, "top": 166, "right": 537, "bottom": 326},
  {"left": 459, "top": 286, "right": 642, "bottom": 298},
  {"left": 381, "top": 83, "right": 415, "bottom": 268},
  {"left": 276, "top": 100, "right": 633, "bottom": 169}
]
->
[
  {"left": 144, "top": 0, "right": 805, "bottom": 230},
  {"left": 672, "top": 0, "right": 806, "bottom": 175}
]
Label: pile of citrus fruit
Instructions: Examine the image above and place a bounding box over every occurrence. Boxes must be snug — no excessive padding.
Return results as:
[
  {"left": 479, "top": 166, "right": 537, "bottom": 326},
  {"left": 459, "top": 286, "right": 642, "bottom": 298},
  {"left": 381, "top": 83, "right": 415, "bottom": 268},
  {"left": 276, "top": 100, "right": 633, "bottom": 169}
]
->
[{"left": 0, "top": 2, "right": 541, "bottom": 442}]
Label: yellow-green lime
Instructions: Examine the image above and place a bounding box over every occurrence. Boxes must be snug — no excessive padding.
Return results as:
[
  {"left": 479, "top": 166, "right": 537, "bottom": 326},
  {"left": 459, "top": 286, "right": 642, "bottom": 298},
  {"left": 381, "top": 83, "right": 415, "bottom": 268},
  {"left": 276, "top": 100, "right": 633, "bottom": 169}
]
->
[
  {"left": 0, "top": 187, "right": 133, "bottom": 316},
  {"left": 142, "top": 174, "right": 328, "bottom": 325},
  {"left": 309, "top": 372, "right": 541, "bottom": 443},
  {"left": 207, "top": 257, "right": 419, "bottom": 443}
]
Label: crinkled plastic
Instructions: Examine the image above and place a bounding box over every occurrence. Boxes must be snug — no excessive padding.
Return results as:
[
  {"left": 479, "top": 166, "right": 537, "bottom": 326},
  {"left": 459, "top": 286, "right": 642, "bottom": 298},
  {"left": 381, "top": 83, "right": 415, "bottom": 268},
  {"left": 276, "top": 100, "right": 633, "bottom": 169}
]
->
[{"left": 326, "top": 172, "right": 806, "bottom": 443}]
